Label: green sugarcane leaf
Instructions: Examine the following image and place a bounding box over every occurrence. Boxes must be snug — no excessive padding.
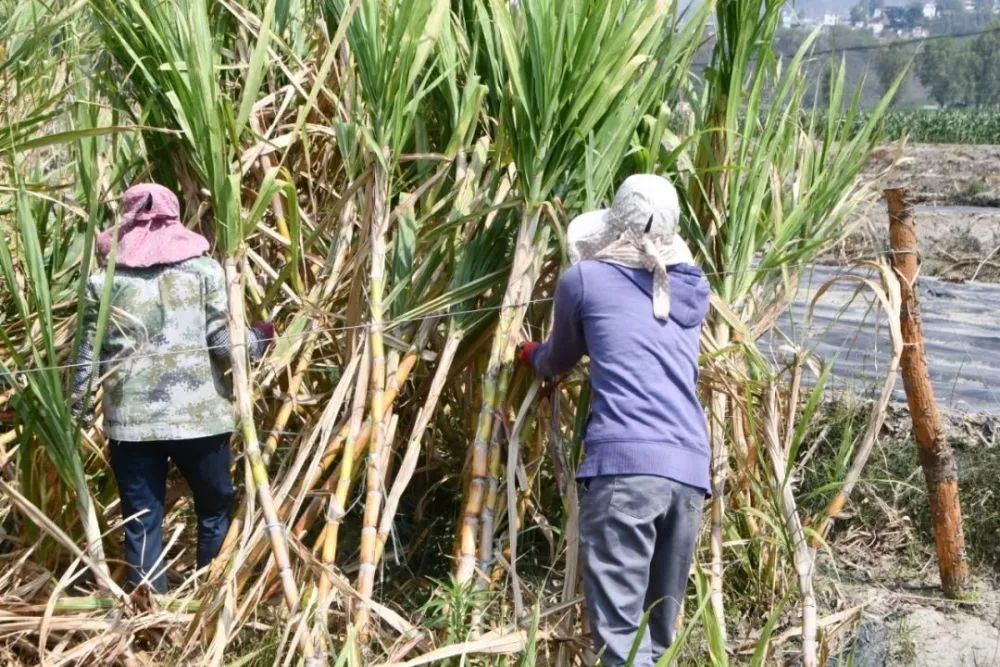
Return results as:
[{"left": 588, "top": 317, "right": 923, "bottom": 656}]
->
[{"left": 236, "top": 0, "right": 278, "bottom": 136}]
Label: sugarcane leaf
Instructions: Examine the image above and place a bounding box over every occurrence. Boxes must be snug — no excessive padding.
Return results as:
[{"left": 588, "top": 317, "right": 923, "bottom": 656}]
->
[{"left": 236, "top": 0, "right": 278, "bottom": 135}]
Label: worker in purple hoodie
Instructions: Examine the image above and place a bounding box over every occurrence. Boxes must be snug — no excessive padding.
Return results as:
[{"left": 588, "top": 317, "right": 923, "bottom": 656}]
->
[{"left": 517, "top": 174, "right": 710, "bottom": 667}]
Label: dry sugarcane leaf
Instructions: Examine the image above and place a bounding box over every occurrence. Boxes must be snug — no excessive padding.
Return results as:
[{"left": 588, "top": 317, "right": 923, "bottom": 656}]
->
[
  {"left": 0, "top": 480, "right": 126, "bottom": 600},
  {"left": 373, "top": 628, "right": 546, "bottom": 667},
  {"left": 771, "top": 605, "right": 865, "bottom": 647}
]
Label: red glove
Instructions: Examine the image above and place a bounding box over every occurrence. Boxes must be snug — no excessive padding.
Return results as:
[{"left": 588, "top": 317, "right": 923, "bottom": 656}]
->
[
  {"left": 516, "top": 341, "right": 540, "bottom": 368},
  {"left": 251, "top": 322, "right": 276, "bottom": 349}
]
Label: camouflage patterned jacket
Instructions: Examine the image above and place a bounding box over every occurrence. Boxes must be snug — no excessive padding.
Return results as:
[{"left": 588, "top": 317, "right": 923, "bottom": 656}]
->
[{"left": 72, "top": 256, "right": 266, "bottom": 442}]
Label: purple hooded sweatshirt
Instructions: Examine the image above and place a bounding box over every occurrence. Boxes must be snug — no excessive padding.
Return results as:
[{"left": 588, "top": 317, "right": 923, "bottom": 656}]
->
[{"left": 530, "top": 260, "right": 711, "bottom": 494}]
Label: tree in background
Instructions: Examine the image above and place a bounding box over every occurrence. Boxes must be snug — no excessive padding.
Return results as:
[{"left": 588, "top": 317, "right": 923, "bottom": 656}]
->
[
  {"left": 938, "top": 0, "right": 967, "bottom": 15},
  {"left": 876, "top": 44, "right": 915, "bottom": 103},
  {"left": 850, "top": 0, "right": 885, "bottom": 23},
  {"left": 917, "top": 28, "right": 1000, "bottom": 107},
  {"left": 906, "top": 4, "right": 926, "bottom": 26},
  {"left": 918, "top": 39, "right": 973, "bottom": 106},
  {"left": 974, "top": 0, "right": 996, "bottom": 14},
  {"left": 970, "top": 28, "right": 1000, "bottom": 105}
]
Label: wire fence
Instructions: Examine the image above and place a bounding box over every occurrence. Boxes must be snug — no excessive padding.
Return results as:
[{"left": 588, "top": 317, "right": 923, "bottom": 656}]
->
[
  {"left": 3, "top": 253, "right": 999, "bottom": 430},
  {"left": 691, "top": 24, "right": 1000, "bottom": 68},
  {"left": 0, "top": 250, "right": 917, "bottom": 379}
]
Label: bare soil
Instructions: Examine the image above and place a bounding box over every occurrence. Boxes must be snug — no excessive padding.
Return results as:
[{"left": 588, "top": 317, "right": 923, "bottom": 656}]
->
[
  {"left": 813, "top": 410, "right": 1000, "bottom": 666},
  {"left": 819, "top": 561, "right": 1000, "bottom": 666},
  {"left": 867, "top": 143, "right": 1000, "bottom": 208},
  {"left": 835, "top": 143, "right": 1000, "bottom": 283}
]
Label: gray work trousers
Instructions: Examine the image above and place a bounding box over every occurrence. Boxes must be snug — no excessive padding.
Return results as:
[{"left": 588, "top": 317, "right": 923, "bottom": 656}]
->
[{"left": 579, "top": 475, "right": 704, "bottom": 667}]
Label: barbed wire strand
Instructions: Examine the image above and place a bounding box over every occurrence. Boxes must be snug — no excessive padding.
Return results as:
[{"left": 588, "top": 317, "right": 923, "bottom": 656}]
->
[
  {"left": 690, "top": 24, "right": 1000, "bottom": 67},
  {"left": 0, "top": 249, "right": 963, "bottom": 378}
]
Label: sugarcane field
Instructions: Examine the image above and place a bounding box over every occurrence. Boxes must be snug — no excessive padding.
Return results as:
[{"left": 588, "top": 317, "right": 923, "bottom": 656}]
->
[{"left": 4, "top": 0, "right": 1000, "bottom": 665}]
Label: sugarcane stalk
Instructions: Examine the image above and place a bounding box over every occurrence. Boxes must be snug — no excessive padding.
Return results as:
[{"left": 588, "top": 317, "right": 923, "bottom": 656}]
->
[
  {"left": 477, "top": 367, "right": 512, "bottom": 574},
  {"left": 224, "top": 255, "right": 299, "bottom": 613},
  {"left": 233, "top": 351, "right": 360, "bottom": 600},
  {"left": 547, "top": 388, "right": 582, "bottom": 667},
  {"left": 192, "top": 506, "right": 249, "bottom": 662},
  {"left": 457, "top": 208, "right": 545, "bottom": 583},
  {"left": 354, "top": 161, "right": 390, "bottom": 635},
  {"left": 249, "top": 111, "right": 303, "bottom": 298},
  {"left": 263, "top": 335, "right": 319, "bottom": 465},
  {"left": 281, "top": 354, "right": 361, "bottom": 508},
  {"left": 708, "top": 319, "right": 730, "bottom": 644},
  {"left": 374, "top": 329, "right": 463, "bottom": 567},
  {"left": 763, "top": 386, "right": 816, "bottom": 667},
  {"left": 309, "top": 326, "right": 426, "bottom": 497},
  {"left": 294, "top": 345, "right": 422, "bottom": 543},
  {"left": 75, "top": 467, "right": 110, "bottom": 584},
  {"left": 372, "top": 149, "right": 485, "bottom": 571},
  {"left": 505, "top": 379, "right": 539, "bottom": 621},
  {"left": 320, "top": 339, "right": 370, "bottom": 600},
  {"left": 262, "top": 190, "right": 357, "bottom": 466},
  {"left": 233, "top": 349, "right": 411, "bottom": 590},
  {"left": 690, "top": 96, "right": 732, "bottom": 644}
]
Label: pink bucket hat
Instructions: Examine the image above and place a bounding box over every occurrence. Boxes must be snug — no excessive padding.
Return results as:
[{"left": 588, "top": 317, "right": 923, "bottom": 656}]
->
[{"left": 97, "top": 183, "right": 209, "bottom": 268}]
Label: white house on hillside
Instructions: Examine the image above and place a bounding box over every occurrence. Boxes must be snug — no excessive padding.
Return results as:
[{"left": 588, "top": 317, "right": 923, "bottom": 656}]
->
[
  {"left": 923, "top": 2, "right": 937, "bottom": 19},
  {"left": 780, "top": 8, "right": 801, "bottom": 29}
]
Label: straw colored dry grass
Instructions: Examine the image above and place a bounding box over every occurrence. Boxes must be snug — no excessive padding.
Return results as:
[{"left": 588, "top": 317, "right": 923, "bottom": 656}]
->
[{"left": 0, "top": 0, "right": 909, "bottom": 664}]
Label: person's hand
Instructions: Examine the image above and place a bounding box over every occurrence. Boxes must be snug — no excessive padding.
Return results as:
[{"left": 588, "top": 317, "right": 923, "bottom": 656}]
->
[{"left": 515, "top": 341, "right": 539, "bottom": 368}]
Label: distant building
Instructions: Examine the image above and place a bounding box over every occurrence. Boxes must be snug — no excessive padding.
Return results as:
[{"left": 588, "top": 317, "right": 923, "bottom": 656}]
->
[
  {"left": 780, "top": 7, "right": 801, "bottom": 29},
  {"left": 911, "top": 26, "right": 930, "bottom": 38},
  {"left": 869, "top": 21, "right": 885, "bottom": 35},
  {"left": 822, "top": 12, "right": 841, "bottom": 27},
  {"left": 923, "top": 2, "right": 938, "bottom": 19}
]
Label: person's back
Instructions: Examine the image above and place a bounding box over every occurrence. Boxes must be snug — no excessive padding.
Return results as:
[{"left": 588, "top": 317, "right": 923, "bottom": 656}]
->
[
  {"left": 73, "top": 183, "right": 272, "bottom": 593},
  {"left": 519, "top": 174, "right": 710, "bottom": 667},
  {"left": 539, "top": 260, "right": 710, "bottom": 492},
  {"left": 85, "top": 256, "right": 234, "bottom": 441}
]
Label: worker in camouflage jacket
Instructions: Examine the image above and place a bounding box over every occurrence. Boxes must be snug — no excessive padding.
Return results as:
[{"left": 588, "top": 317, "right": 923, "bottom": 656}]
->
[{"left": 73, "top": 183, "right": 274, "bottom": 593}]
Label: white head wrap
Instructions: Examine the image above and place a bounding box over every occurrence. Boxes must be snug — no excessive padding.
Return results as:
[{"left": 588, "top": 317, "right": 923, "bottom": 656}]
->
[{"left": 567, "top": 174, "right": 695, "bottom": 321}]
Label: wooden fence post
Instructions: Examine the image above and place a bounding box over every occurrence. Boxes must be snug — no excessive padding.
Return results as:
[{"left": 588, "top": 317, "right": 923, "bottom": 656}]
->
[{"left": 885, "top": 187, "right": 969, "bottom": 598}]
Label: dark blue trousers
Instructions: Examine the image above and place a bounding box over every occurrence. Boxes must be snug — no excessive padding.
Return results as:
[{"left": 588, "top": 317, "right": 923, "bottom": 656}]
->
[
  {"left": 580, "top": 475, "right": 704, "bottom": 667},
  {"left": 109, "top": 433, "right": 234, "bottom": 593}
]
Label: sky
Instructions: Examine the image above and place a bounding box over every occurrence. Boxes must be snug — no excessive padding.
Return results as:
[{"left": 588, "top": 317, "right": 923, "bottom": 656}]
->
[
  {"left": 787, "top": 0, "right": 852, "bottom": 18},
  {"left": 679, "top": 1, "right": 889, "bottom": 20}
]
